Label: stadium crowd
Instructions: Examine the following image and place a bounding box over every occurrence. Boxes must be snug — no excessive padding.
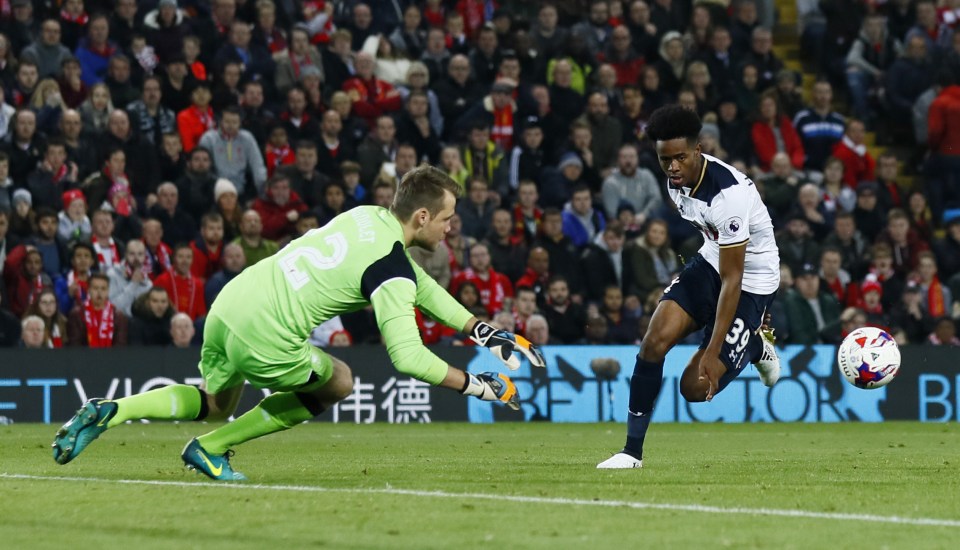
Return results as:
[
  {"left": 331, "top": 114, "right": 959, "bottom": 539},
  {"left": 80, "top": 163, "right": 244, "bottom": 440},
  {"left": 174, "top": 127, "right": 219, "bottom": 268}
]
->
[{"left": 1, "top": 0, "right": 960, "bottom": 350}]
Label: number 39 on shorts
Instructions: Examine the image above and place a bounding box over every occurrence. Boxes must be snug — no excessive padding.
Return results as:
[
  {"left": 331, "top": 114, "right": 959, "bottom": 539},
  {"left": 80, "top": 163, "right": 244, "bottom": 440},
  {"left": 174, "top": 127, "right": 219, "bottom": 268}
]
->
[
  {"left": 278, "top": 233, "right": 348, "bottom": 290},
  {"left": 725, "top": 318, "right": 750, "bottom": 353}
]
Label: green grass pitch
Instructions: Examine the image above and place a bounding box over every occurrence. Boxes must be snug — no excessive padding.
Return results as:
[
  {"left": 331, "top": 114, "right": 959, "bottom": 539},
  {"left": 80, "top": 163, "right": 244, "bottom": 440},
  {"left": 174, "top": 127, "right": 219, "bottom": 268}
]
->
[{"left": 2, "top": 422, "right": 958, "bottom": 549}]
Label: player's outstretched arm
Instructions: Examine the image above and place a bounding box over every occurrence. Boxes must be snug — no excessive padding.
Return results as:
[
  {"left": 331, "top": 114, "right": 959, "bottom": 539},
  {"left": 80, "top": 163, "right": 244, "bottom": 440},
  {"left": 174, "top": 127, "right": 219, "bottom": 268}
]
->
[
  {"left": 468, "top": 318, "right": 547, "bottom": 370},
  {"left": 440, "top": 366, "right": 521, "bottom": 410}
]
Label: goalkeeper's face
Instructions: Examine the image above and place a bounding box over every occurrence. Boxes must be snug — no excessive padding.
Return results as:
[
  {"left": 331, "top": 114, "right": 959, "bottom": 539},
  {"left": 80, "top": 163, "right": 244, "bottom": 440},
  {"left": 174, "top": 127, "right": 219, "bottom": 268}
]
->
[{"left": 413, "top": 191, "right": 456, "bottom": 251}]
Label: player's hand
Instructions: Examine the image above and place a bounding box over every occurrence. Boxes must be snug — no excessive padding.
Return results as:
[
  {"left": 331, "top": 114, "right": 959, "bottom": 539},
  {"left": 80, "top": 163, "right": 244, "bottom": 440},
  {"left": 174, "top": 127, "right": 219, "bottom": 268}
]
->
[
  {"left": 698, "top": 355, "right": 726, "bottom": 402},
  {"left": 460, "top": 372, "right": 520, "bottom": 410},
  {"left": 470, "top": 321, "right": 546, "bottom": 370}
]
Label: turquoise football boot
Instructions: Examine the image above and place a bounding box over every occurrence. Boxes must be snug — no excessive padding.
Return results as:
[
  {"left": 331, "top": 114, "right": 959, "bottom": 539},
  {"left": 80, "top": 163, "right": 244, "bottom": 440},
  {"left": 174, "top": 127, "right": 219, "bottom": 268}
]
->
[
  {"left": 181, "top": 438, "right": 247, "bottom": 481},
  {"left": 52, "top": 398, "right": 119, "bottom": 464}
]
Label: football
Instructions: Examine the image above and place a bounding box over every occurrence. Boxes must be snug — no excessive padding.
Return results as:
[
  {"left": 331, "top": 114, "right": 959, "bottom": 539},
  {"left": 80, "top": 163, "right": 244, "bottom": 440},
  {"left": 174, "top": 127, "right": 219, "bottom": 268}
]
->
[{"left": 837, "top": 327, "right": 901, "bottom": 389}]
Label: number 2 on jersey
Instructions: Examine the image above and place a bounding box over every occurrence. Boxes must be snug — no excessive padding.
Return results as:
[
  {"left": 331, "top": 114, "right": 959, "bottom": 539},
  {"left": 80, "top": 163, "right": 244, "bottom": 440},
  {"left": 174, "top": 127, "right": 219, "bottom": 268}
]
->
[{"left": 278, "top": 233, "right": 348, "bottom": 290}]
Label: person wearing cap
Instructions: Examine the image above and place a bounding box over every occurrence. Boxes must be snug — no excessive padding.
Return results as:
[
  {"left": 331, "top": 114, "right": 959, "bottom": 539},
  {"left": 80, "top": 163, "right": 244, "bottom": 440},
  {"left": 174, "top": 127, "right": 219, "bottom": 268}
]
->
[
  {"left": 857, "top": 274, "right": 892, "bottom": 328},
  {"left": 852, "top": 180, "right": 885, "bottom": 242},
  {"left": 541, "top": 151, "right": 584, "bottom": 209},
  {"left": 783, "top": 262, "right": 842, "bottom": 345},
  {"left": 508, "top": 115, "right": 549, "bottom": 190},
  {"left": 57, "top": 189, "right": 91, "bottom": 245}
]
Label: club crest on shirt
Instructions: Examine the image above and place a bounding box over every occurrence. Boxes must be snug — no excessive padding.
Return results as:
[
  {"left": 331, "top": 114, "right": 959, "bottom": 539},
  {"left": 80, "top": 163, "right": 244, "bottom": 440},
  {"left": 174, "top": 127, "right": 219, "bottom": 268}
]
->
[{"left": 724, "top": 217, "right": 743, "bottom": 236}]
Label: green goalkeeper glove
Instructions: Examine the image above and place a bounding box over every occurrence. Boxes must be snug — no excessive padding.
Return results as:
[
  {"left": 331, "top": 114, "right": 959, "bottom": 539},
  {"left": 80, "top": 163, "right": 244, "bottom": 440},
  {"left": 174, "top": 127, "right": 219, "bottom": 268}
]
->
[
  {"left": 460, "top": 372, "right": 520, "bottom": 410},
  {"left": 469, "top": 321, "right": 547, "bottom": 370}
]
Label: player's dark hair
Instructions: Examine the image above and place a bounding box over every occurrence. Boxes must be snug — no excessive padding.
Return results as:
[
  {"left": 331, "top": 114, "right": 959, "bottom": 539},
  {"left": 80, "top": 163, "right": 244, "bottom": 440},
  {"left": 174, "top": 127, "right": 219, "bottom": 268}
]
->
[
  {"left": 392, "top": 164, "right": 461, "bottom": 221},
  {"left": 645, "top": 104, "right": 702, "bottom": 143}
]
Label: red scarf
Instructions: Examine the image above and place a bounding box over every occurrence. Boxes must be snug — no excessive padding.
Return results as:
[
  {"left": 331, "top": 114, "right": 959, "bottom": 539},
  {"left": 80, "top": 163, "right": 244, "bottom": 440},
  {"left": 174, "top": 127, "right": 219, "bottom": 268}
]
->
[
  {"left": 29, "top": 274, "right": 45, "bottom": 305},
  {"left": 61, "top": 9, "right": 90, "bottom": 25},
  {"left": 169, "top": 271, "right": 197, "bottom": 317},
  {"left": 266, "top": 144, "right": 295, "bottom": 177},
  {"left": 50, "top": 322, "right": 62, "bottom": 349},
  {"left": 490, "top": 104, "right": 514, "bottom": 150},
  {"left": 50, "top": 162, "right": 68, "bottom": 184},
  {"left": 289, "top": 50, "right": 316, "bottom": 79},
  {"left": 83, "top": 299, "right": 115, "bottom": 348},
  {"left": 94, "top": 238, "right": 120, "bottom": 270},
  {"left": 144, "top": 240, "right": 172, "bottom": 280},
  {"left": 88, "top": 41, "right": 117, "bottom": 59},
  {"left": 928, "top": 276, "right": 946, "bottom": 317}
]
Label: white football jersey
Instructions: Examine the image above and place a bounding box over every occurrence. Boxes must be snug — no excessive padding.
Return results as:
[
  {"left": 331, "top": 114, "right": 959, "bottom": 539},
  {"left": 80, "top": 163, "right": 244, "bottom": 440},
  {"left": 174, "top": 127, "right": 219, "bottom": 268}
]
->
[{"left": 667, "top": 154, "right": 780, "bottom": 294}]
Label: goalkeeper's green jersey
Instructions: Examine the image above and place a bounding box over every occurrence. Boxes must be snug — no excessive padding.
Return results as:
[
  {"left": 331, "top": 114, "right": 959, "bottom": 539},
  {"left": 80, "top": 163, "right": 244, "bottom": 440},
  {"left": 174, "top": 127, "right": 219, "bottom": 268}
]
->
[{"left": 211, "top": 206, "right": 473, "bottom": 385}]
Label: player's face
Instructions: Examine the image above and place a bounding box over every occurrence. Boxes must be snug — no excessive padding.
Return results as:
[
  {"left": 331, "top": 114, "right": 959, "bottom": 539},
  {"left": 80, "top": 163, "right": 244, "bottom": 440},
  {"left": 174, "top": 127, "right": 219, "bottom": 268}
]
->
[
  {"left": 656, "top": 138, "right": 702, "bottom": 189},
  {"left": 414, "top": 191, "right": 456, "bottom": 251}
]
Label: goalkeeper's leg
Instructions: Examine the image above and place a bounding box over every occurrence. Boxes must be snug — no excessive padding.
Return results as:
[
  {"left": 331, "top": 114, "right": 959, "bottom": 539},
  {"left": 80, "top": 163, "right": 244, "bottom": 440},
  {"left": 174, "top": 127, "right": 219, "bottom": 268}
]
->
[{"left": 194, "top": 358, "right": 354, "bottom": 456}]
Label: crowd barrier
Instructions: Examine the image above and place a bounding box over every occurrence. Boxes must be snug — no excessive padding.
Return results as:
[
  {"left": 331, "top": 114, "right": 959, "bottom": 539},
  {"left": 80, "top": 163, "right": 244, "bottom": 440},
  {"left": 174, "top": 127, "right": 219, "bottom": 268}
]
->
[{"left": 1, "top": 345, "right": 957, "bottom": 424}]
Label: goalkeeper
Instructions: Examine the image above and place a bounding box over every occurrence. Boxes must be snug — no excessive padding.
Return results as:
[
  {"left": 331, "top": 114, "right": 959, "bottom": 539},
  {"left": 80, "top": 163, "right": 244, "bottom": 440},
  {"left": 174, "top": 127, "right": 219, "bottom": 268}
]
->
[{"left": 52, "top": 165, "right": 545, "bottom": 481}]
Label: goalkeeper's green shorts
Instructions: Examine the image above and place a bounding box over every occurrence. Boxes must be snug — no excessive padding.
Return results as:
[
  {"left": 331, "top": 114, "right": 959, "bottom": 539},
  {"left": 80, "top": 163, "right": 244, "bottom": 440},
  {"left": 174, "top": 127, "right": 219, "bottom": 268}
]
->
[{"left": 198, "top": 313, "right": 335, "bottom": 394}]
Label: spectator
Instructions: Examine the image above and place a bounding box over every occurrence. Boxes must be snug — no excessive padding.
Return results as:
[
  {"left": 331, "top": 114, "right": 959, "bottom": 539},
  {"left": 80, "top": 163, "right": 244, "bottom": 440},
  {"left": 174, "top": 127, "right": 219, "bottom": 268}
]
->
[
  {"left": 88, "top": 209, "right": 123, "bottom": 273},
  {"left": 928, "top": 316, "right": 960, "bottom": 345},
  {"left": 625, "top": 218, "right": 679, "bottom": 300},
  {"left": 532, "top": 4, "right": 569, "bottom": 62},
  {"left": 25, "top": 208, "right": 68, "bottom": 278},
  {"left": 214, "top": 20, "right": 274, "bottom": 83},
  {"left": 159, "top": 132, "right": 186, "bottom": 185},
  {"left": 534, "top": 208, "right": 583, "bottom": 296},
  {"left": 8, "top": 189, "right": 36, "bottom": 241},
  {"left": 512, "top": 286, "right": 538, "bottom": 337},
  {"left": 832, "top": 119, "right": 875, "bottom": 188},
  {"left": 24, "top": 287, "right": 67, "bottom": 347},
  {"left": 539, "top": 274, "right": 585, "bottom": 344},
  {"left": 169, "top": 312, "right": 196, "bottom": 347},
  {"left": 199, "top": 106, "right": 267, "bottom": 202},
  {"left": 154, "top": 243, "right": 206, "bottom": 321},
  {"left": 575, "top": 92, "right": 624, "bottom": 177},
  {"left": 790, "top": 182, "right": 831, "bottom": 241},
  {"left": 933, "top": 213, "right": 960, "bottom": 301},
  {"left": 238, "top": 81, "right": 273, "bottom": 150},
  {"left": 515, "top": 247, "right": 551, "bottom": 303},
  {"left": 395, "top": 89, "right": 442, "bottom": 164},
  {"left": 875, "top": 208, "right": 930, "bottom": 275},
  {"left": 524, "top": 313, "right": 555, "bottom": 346},
  {"left": 27, "top": 139, "right": 78, "bottom": 212},
  {"left": 101, "top": 109, "right": 162, "bottom": 202},
  {"left": 66, "top": 272, "right": 128, "bottom": 347},
  {"left": 176, "top": 83, "right": 216, "bottom": 154},
  {"left": 460, "top": 123, "right": 508, "bottom": 198},
  {"left": 821, "top": 156, "right": 858, "bottom": 217},
  {"left": 819, "top": 246, "right": 852, "bottom": 306},
  {"left": 760, "top": 152, "right": 803, "bottom": 221},
  {"left": 875, "top": 153, "right": 906, "bottom": 214},
  {"left": 2, "top": 246, "right": 51, "bottom": 318},
  {"left": 232, "top": 209, "right": 278, "bottom": 267},
  {"left": 58, "top": 109, "right": 96, "bottom": 180},
  {"left": 915, "top": 250, "right": 952, "bottom": 318},
  {"left": 905, "top": 0, "right": 952, "bottom": 64},
  {"left": 3, "top": 109, "right": 43, "bottom": 185},
  {"left": 205, "top": 242, "right": 245, "bottom": 306},
  {"left": 104, "top": 55, "right": 138, "bottom": 108},
  {"left": 456, "top": 177, "right": 497, "bottom": 240},
  {"left": 562, "top": 185, "right": 606, "bottom": 248},
  {"left": 434, "top": 55, "right": 483, "bottom": 139},
  {"left": 189, "top": 213, "right": 225, "bottom": 281},
  {"left": 21, "top": 18, "right": 72, "bottom": 79},
  {"left": 53, "top": 241, "right": 94, "bottom": 314},
  {"left": 147, "top": 182, "right": 196, "bottom": 248},
  {"left": 599, "top": 284, "right": 639, "bottom": 344},
  {"left": 253, "top": 174, "right": 308, "bottom": 242},
  {"left": 580, "top": 222, "right": 630, "bottom": 303},
  {"left": 127, "top": 76, "right": 176, "bottom": 146},
  {"left": 483, "top": 208, "right": 527, "bottom": 284},
  {"left": 743, "top": 26, "right": 784, "bottom": 93},
  {"left": 511, "top": 179, "right": 542, "bottom": 245},
  {"left": 175, "top": 148, "right": 219, "bottom": 221},
  {"left": 17, "top": 315, "right": 42, "bottom": 348},
  {"left": 342, "top": 51, "right": 402, "bottom": 127},
  {"left": 601, "top": 144, "right": 661, "bottom": 224},
  {"left": 858, "top": 274, "right": 892, "bottom": 329},
  {"left": 449, "top": 243, "right": 514, "bottom": 317},
  {"left": 139, "top": 218, "right": 169, "bottom": 281},
  {"left": 792, "top": 81, "right": 845, "bottom": 172},
  {"left": 509, "top": 116, "right": 549, "bottom": 191},
  {"left": 357, "top": 115, "right": 398, "bottom": 188},
  {"left": 852, "top": 181, "right": 886, "bottom": 243},
  {"left": 160, "top": 55, "right": 195, "bottom": 114},
  {"left": 751, "top": 90, "right": 805, "bottom": 172},
  {"left": 129, "top": 286, "right": 174, "bottom": 346},
  {"left": 885, "top": 35, "right": 933, "bottom": 135},
  {"left": 278, "top": 86, "right": 320, "bottom": 145},
  {"left": 784, "top": 262, "right": 842, "bottom": 345},
  {"left": 313, "top": 110, "right": 353, "bottom": 181},
  {"left": 106, "top": 239, "right": 151, "bottom": 317},
  {"left": 599, "top": 25, "right": 644, "bottom": 88},
  {"left": 78, "top": 82, "right": 113, "bottom": 136},
  {"left": 74, "top": 14, "right": 116, "bottom": 87},
  {"left": 443, "top": 213, "right": 476, "bottom": 278},
  {"left": 856, "top": 243, "right": 906, "bottom": 313},
  {"left": 777, "top": 214, "right": 821, "bottom": 274},
  {"left": 716, "top": 96, "right": 753, "bottom": 164}
]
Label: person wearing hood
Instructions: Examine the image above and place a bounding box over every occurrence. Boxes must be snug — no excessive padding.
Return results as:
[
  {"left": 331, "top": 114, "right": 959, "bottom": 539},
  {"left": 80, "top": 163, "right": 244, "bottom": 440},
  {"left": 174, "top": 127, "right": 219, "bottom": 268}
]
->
[
  {"left": 653, "top": 31, "right": 686, "bottom": 99},
  {"left": 144, "top": 0, "right": 188, "bottom": 65},
  {"left": 845, "top": 14, "right": 903, "bottom": 121}
]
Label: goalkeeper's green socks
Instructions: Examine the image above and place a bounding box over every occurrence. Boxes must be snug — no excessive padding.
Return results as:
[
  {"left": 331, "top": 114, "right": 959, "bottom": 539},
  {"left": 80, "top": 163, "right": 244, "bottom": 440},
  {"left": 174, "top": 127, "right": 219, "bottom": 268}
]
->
[
  {"left": 197, "top": 392, "right": 316, "bottom": 455},
  {"left": 107, "top": 385, "right": 204, "bottom": 427}
]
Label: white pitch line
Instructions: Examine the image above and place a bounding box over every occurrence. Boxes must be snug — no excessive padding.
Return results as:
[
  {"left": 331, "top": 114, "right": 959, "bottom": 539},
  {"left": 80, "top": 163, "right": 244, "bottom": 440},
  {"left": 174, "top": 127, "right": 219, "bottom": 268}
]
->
[{"left": 2, "top": 472, "right": 959, "bottom": 528}]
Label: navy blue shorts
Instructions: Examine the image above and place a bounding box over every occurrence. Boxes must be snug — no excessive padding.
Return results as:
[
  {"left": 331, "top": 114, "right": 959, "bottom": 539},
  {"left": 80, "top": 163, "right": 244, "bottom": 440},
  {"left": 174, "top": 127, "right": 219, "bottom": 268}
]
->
[{"left": 661, "top": 254, "right": 776, "bottom": 383}]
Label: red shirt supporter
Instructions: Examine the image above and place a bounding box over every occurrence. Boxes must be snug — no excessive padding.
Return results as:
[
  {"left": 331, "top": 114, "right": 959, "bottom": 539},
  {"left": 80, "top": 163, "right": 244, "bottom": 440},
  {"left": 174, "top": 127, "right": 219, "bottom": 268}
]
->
[
  {"left": 252, "top": 176, "right": 309, "bottom": 241},
  {"left": 177, "top": 86, "right": 217, "bottom": 153},
  {"left": 928, "top": 85, "right": 960, "bottom": 155},
  {"left": 190, "top": 214, "right": 226, "bottom": 281},
  {"left": 832, "top": 120, "right": 875, "bottom": 188},
  {"left": 66, "top": 273, "right": 128, "bottom": 347},
  {"left": 342, "top": 52, "right": 402, "bottom": 126},
  {"left": 751, "top": 114, "right": 805, "bottom": 171},
  {"left": 141, "top": 219, "right": 172, "bottom": 281},
  {"left": 415, "top": 308, "right": 456, "bottom": 344},
  {"left": 3, "top": 247, "right": 52, "bottom": 318},
  {"left": 155, "top": 245, "right": 207, "bottom": 321},
  {"left": 449, "top": 243, "right": 514, "bottom": 316}
]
